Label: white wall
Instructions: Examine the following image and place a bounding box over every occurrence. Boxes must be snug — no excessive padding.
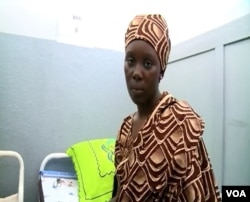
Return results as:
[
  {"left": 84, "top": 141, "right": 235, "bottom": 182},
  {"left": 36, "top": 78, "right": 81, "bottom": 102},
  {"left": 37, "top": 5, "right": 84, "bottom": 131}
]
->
[
  {"left": 0, "top": 0, "right": 249, "bottom": 51},
  {"left": 162, "top": 14, "right": 250, "bottom": 187}
]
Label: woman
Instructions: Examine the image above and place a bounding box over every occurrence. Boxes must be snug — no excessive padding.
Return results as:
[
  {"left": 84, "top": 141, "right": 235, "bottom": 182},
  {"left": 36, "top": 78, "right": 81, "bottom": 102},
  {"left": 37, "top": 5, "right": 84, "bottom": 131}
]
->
[{"left": 112, "top": 14, "right": 221, "bottom": 202}]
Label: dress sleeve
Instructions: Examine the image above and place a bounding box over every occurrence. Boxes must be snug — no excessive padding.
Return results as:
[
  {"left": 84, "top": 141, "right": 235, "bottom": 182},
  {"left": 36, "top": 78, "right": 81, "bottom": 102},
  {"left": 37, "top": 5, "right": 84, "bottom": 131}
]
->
[
  {"left": 181, "top": 138, "right": 222, "bottom": 201},
  {"left": 164, "top": 100, "right": 221, "bottom": 201}
]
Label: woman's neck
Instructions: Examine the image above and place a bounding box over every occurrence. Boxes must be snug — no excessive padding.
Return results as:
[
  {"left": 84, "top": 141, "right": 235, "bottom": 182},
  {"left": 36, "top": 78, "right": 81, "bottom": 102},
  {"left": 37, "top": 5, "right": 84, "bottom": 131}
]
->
[{"left": 136, "top": 91, "right": 162, "bottom": 118}]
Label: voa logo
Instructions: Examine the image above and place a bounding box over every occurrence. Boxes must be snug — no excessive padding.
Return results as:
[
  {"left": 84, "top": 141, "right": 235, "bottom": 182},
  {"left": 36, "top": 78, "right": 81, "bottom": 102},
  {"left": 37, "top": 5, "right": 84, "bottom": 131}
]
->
[{"left": 226, "top": 189, "right": 246, "bottom": 198}]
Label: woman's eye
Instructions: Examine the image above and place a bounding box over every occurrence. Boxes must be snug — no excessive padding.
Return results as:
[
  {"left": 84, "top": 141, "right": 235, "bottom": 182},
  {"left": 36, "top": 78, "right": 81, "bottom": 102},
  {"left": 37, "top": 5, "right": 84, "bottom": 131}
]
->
[
  {"left": 126, "top": 58, "right": 134, "bottom": 66},
  {"left": 144, "top": 61, "right": 152, "bottom": 69}
]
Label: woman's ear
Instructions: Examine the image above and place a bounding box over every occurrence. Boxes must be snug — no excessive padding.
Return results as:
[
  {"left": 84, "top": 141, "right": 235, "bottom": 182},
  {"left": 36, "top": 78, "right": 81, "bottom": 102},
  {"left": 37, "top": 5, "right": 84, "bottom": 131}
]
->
[{"left": 159, "top": 73, "right": 163, "bottom": 82}]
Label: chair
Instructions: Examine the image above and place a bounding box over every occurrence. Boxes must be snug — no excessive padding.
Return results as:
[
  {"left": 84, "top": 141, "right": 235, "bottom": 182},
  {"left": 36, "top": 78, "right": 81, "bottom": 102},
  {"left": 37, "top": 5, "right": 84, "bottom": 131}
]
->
[{"left": 0, "top": 151, "right": 24, "bottom": 202}]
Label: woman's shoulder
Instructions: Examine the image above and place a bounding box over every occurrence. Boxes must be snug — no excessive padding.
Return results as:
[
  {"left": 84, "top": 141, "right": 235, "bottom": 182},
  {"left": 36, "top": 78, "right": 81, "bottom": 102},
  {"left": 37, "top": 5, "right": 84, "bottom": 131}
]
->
[
  {"left": 169, "top": 99, "right": 203, "bottom": 123},
  {"left": 161, "top": 96, "right": 205, "bottom": 149}
]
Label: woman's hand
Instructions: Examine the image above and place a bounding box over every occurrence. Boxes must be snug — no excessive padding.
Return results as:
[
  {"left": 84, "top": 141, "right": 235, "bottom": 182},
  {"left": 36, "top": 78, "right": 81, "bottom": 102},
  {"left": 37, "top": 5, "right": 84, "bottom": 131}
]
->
[{"left": 109, "top": 196, "right": 117, "bottom": 202}]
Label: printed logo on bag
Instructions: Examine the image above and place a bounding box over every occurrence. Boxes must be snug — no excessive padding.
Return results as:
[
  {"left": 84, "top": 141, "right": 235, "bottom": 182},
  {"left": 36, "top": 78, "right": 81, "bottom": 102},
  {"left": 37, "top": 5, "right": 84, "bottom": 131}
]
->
[{"left": 222, "top": 186, "right": 250, "bottom": 202}]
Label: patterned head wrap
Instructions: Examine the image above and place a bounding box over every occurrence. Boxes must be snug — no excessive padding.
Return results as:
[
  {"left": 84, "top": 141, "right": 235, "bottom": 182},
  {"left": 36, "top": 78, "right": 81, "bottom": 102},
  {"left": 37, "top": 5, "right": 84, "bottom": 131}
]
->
[{"left": 125, "top": 14, "right": 171, "bottom": 75}]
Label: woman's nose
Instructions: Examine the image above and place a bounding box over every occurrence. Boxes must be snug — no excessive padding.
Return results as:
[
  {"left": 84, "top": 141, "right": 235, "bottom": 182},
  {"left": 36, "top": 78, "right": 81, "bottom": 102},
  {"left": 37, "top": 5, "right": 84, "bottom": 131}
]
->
[{"left": 132, "top": 64, "right": 142, "bottom": 81}]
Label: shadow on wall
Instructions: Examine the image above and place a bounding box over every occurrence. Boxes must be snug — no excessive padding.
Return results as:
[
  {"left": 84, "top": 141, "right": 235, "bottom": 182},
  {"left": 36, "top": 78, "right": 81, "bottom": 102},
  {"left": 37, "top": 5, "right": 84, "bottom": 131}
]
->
[{"left": 0, "top": 32, "right": 132, "bottom": 201}]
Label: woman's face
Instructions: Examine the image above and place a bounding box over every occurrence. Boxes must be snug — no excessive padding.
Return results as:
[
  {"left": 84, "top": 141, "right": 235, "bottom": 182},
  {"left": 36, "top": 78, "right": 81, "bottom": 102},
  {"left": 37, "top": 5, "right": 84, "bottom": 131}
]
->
[{"left": 124, "top": 40, "right": 161, "bottom": 106}]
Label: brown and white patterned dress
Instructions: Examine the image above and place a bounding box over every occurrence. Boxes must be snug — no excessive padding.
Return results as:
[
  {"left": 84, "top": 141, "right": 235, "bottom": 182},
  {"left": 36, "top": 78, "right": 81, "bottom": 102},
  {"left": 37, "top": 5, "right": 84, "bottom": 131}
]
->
[{"left": 114, "top": 92, "right": 222, "bottom": 201}]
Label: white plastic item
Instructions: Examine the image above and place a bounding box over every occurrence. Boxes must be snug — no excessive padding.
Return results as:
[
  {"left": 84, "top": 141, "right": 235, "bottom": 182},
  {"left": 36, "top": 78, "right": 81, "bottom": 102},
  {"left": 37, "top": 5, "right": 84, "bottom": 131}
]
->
[
  {"left": 39, "top": 153, "right": 68, "bottom": 171},
  {"left": 0, "top": 151, "right": 24, "bottom": 202},
  {"left": 38, "top": 153, "right": 78, "bottom": 202}
]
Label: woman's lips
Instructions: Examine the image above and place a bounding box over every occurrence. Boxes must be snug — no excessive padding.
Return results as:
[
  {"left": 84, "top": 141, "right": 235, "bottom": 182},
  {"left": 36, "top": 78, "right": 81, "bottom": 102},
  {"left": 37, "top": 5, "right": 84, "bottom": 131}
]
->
[{"left": 131, "top": 88, "right": 143, "bottom": 94}]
